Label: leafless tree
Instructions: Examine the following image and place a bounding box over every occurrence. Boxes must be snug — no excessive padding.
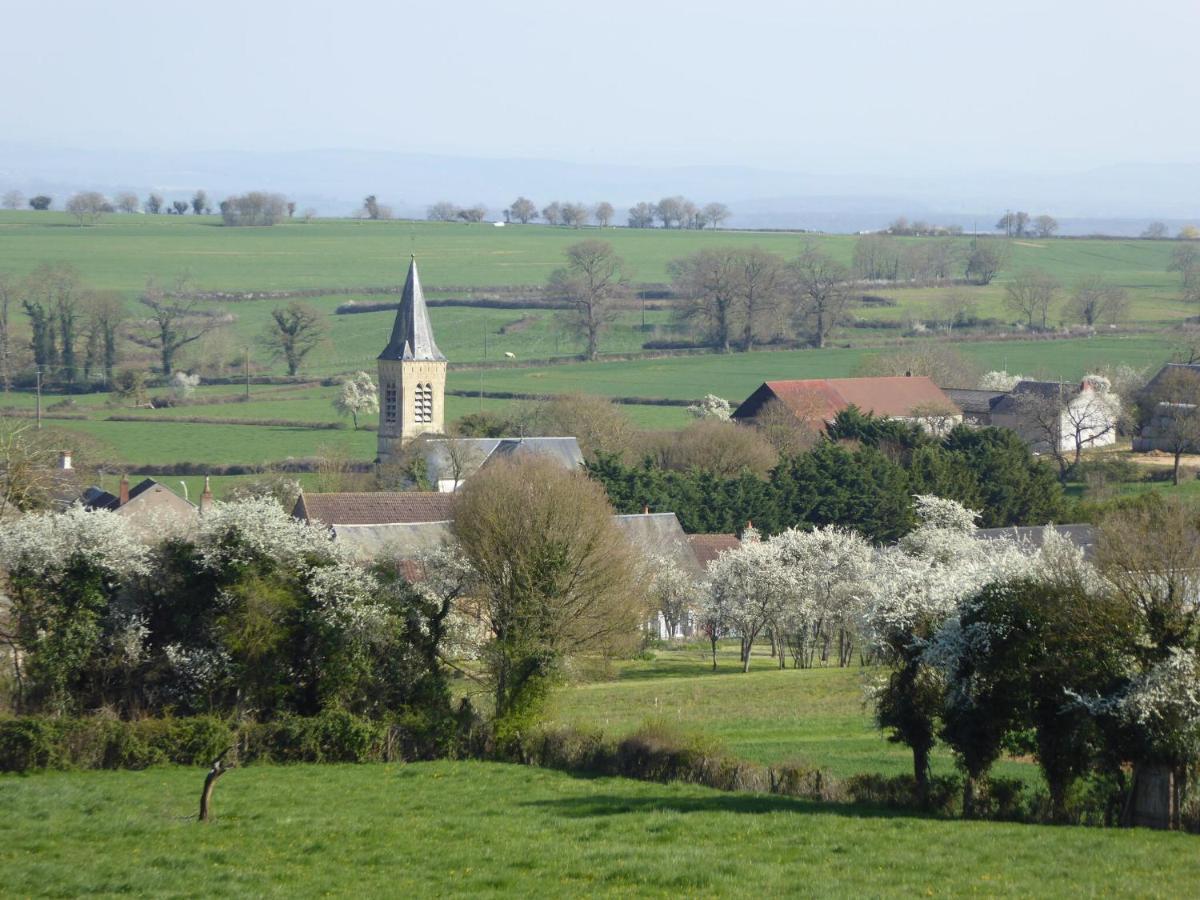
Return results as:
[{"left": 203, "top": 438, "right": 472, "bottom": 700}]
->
[
  {"left": 257, "top": 302, "right": 327, "bottom": 375},
  {"left": 0, "top": 273, "right": 15, "bottom": 390},
  {"left": 1014, "top": 381, "right": 1119, "bottom": 479},
  {"left": 520, "top": 393, "right": 637, "bottom": 461},
  {"left": 219, "top": 192, "right": 288, "bottom": 226},
  {"left": 83, "top": 291, "right": 126, "bottom": 383},
  {"left": 129, "top": 277, "right": 225, "bottom": 374},
  {"left": 627, "top": 202, "right": 656, "bottom": 228},
  {"left": 66, "top": 191, "right": 108, "bottom": 226},
  {"left": 1004, "top": 268, "right": 1060, "bottom": 329},
  {"left": 752, "top": 397, "right": 822, "bottom": 457},
  {"left": 680, "top": 199, "right": 699, "bottom": 229},
  {"left": 113, "top": 191, "right": 139, "bottom": 214},
  {"left": 1033, "top": 214, "right": 1059, "bottom": 238},
  {"left": 2, "top": 190, "right": 24, "bottom": 210},
  {"left": 509, "top": 197, "right": 537, "bottom": 224},
  {"left": 700, "top": 202, "right": 730, "bottom": 229},
  {"left": 787, "top": 244, "right": 852, "bottom": 349},
  {"left": 925, "top": 238, "right": 961, "bottom": 281},
  {"left": 1169, "top": 245, "right": 1200, "bottom": 305},
  {"left": 540, "top": 201, "right": 562, "bottom": 226},
  {"left": 965, "top": 243, "right": 1005, "bottom": 284},
  {"left": 560, "top": 202, "right": 589, "bottom": 228},
  {"left": 1142, "top": 221, "right": 1169, "bottom": 240},
  {"left": 656, "top": 196, "right": 688, "bottom": 229},
  {"left": 0, "top": 419, "right": 85, "bottom": 523},
  {"left": 171, "top": 200, "right": 189, "bottom": 215},
  {"left": 855, "top": 345, "right": 980, "bottom": 388},
  {"left": 191, "top": 190, "right": 208, "bottom": 215},
  {"left": 735, "top": 248, "right": 784, "bottom": 351},
  {"left": 547, "top": 240, "right": 629, "bottom": 360},
  {"left": 145, "top": 193, "right": 163, "bottom": 214},
  {"left": 1142, "top": 367, "right": 1200, "bottom": 484},
  {"left": 669, "top": 247, "right": 741, "bottom": 352},
  {"left": 1068, "top": 275, "right": 1128, "bottom": 326},
  {"left": 427, "top": 201, "right": 459, "bottom": 221},
  {"left": 593, "top": 201, "right": 614, "bottom": 227},
  {"left": 639, "top": 419, "right": 778, "bottom": 477},
  {"left": 852, "top": 234, "right": 901, "bottom": 281},
  {"left": 937, "top": 292, "right": 978, "bottom": 332},
  {"left": 996, "top": 210, "right": 1030, "bottom": 237}
]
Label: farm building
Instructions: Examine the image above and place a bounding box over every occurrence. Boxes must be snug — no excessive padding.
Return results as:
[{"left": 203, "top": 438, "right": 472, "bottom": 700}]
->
[
  {"left": 989, "top": 378, "right": 1119, "bottom": 455},
  {"left": 731, "top": 375, "right": 961, "bottom": 432},
  {"left": 78, "top": 474, "right": 203, "bottom": 541}
]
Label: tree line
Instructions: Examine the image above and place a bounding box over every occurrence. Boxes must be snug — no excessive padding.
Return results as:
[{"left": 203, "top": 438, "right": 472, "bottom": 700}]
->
[
  {"left": 0, "top": 189, "right": 306, "bottom": 227},
  {"left": 421, "top": 196, "right": 731, "bottom": 230}
]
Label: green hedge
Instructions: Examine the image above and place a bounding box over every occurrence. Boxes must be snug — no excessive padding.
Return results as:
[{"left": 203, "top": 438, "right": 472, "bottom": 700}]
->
[{"left": 0, "top": 709, "right": 461, "bottom": 773}]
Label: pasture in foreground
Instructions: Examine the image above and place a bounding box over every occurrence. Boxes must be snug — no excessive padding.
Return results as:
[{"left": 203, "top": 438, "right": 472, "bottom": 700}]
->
[{"left": 2, "top": 761, "right": 1196, "bottom": 897}]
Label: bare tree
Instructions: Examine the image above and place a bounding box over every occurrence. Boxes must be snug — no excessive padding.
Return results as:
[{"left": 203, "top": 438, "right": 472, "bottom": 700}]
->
[
  {"left": 257, "top": 302, "right": 327, "bottom": 375},
  {"left": 640, "top": 419, "right": 778, "bottom": 477},
  {"left": 1004, "top": 268, "right": 1060, "bottom": 329},
  {"left": 129, "top": 277, "right": 224, "bottom": 374},
  {"left": 735, "top": 248, "right": 784, "bottom": 351},
  {"left": 114, "top": 191, "right": 139, "bottom": 214},
  {"left": 191, "top": 190, "right": 208, "bottom": 215},
  {"left": 656, "top": 196, "right": 687, "bottom": 229},
  {"left": 145, "top": 193, "right": 163, "bottom": 214},
  {"left": 547, "top": 240, "right": 629, "bottom": 361},
  {"left": 753, "top": 397, "right": 822, "bottom": 457},
  {"left": 787, "top": 244, "right": 852, "bottom": 349},
  {"left": 219, "top": 192, "right": 288, "bottom": 226},
  {"left": 1142, "top": 221, "right": 1169, "bottom": 240},
  {"left": 0, "top": 273, "right": 14, "bottom": 390},
  {"left": 1033, "top": 214, "right": 1059, "bottom": 238},
  {"left": 1169, "top": 245, "right": 1200, "bottom": 305},
  {"left": 509, "top": 197, "right": 537, "bottom": 224},
  {"left": 560, "top": 202, "right": 589, "bottom": 228},
  {"left": 852, "top": 234, "right": 901, "bottom": 281},
  {"left": 1068, "top": 275, "right": 1128, "bottom": 326},
  {"left": 1142, "top": 367, "right": 1200, "bottom": 484},
  {"left": 679, "top": 199, "right": 699, "bottom": 229},
  {"left": 669, "top": 247, "right": 741, "bottom": 352},
  {"left": 965, "top": 243, "right": 1005, "bottom": 284},
  {"left": 700, "top": 202, "right": 730, "bottom": 229},
  {"left": 593, "top": 201, "right": 614, "bottom": 227},
  {"left": 0, "top": 419, "right": 84, "bottom": 523},
  {"left": 427, "top": 201, "right": 459, "bottom": 221},
  {"left": 540, "top": 201, "right": 562, "bottom": 226},
  {"left": 83, "top": 291, "right": 126, "bottom": 383},
  {"left": 66, "top": 191, "right": 108, "bottom": 226},
  {"left": 937, "top": 292, "right": 978, "bottom": 332},
  {"left": 925, "top": 238, "right": 962, "bottom": 281},
  {"left": 2, "top": 190, "right": 24, "bottom": 210},
  {"left": 1014, "top": 380, "right": 1120, "bottom": 479},
  {"left": 363, "top": 195, "right": 381, "bottom": 220},
  {"left": 855, "top": 345, "right": 980, "bottom": 388},
  {"left": 457, "top": 204, "right": 487, "bottom": 223},
  {"left": 996, "top": 210, "right": 1030, "bottom": 237},
  {"left": 521, "top": 393, "right": 637, "bottom": 461},
  {"left": 171, "top": 200, "right": 189, "bottom": 215},
  {"left": 627, "top": 202, "right": 656, "bottom": 228}
]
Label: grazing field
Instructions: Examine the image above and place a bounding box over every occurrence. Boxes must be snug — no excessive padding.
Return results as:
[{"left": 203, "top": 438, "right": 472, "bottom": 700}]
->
[
  {"left": 548, "top": 645, "right": 1035, "bottom": 782},
  {"left": 2, "top": 761, "right": 1196, "bottom": 896}
]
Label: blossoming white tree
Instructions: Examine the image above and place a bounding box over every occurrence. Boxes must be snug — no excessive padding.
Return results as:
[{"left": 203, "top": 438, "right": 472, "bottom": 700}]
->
[
  {"left": 333, "top": 371, "right": 379, "bottom": 430},
  {"left": 687, "top": 393, "right": 732, "bottom": 421}
]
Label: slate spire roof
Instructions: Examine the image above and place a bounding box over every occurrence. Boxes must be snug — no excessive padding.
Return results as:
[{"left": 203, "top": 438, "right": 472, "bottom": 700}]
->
[{"left": 379, "top": 255, "right": 445, "bottom": 361}]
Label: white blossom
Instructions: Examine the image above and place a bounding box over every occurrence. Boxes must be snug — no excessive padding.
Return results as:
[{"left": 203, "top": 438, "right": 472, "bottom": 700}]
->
[
  {"left": 194, "top": 497, "right": 341, "bottom": 570},
  {"left": 0, "top": 506, "right": 151, "bottom": 580},
  {"left": 687, "top": 394, "right": 732, "bottom": 420}
]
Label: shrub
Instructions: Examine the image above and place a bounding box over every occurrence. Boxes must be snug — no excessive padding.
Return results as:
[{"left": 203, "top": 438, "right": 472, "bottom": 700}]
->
[
  {"left": 769, "top": 760, "right": 842, "bottom": 802},
  {"left": 0, "top": 718, "right": 72, "bottom": 771},
  {"left": 844, "top": 772, "right": 961, "bottom": 816}
]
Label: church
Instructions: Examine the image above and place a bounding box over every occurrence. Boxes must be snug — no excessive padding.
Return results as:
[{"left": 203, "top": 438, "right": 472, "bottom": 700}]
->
[{"left": 376, "top": 254, "right": 448, "bottom": 461}]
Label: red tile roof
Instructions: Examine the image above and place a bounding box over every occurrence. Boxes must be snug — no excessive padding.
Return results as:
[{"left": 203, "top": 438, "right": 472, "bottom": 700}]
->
[
  {"left": 293, "top": 492, "right": 455, "bottom": 526},
  {"left": 734, "top": 376, "right": 957, "bottom": 422},
  {"left": 687, "top": 534, "right": 740, "bottom": 570}
]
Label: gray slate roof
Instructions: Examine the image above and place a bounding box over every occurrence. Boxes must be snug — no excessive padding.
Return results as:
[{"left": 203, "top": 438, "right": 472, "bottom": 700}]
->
[
  {"left": 944, "top": 388, "right": 1009, "bottom": 416},
  {"left": 421, "top": 436, "right": 584, "bottom": 485},
  {"left": 614, "top": 512, "right": 704, "bottom": 578},
  {"left": 293, "top": 491, "right": 455, "bottom": 525},
  {"left": 379, "top": 255, "right": 445, "bottom": 362},
  {"left": 331, "top": 521, "right": 454, "bottom": 562},
  {"left": 990, "top": 380, "right": 1076, "bottom": 415}
]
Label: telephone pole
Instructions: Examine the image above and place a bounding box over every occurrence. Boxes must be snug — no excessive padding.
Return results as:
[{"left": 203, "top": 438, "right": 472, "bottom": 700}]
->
[
  {"left": 243, "top": 348, "right": 250, "bottom": 400},
  {"left": 35, "top": 368, "right": 42, "bottom": 429}
]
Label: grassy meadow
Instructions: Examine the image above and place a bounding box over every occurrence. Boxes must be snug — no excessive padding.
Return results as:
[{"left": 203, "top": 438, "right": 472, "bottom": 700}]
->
[{"left": 4, "top": 761, "right": 1198, "bottom": 897}]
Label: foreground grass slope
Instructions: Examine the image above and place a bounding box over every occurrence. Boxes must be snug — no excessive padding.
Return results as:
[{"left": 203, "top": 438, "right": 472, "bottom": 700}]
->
[{"left": 2, "top": 761, "right": 1195, "bottom": 896}]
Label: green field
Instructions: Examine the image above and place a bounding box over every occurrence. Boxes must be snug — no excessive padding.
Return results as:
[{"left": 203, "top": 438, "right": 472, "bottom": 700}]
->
[{"left": 3, "top": 762, "right": 1196, "bottom": 896}]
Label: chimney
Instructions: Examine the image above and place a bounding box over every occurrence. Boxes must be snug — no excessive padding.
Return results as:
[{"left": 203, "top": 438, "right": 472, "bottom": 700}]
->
[
  {"left": 200, "top": 475, "right": 213, "bottom": 513},
  {"left": 58, "top": 450, "right": 72, "bottom": 471},
  {"left": 118, "top": 474, "right": 130, "bottom": 506}
]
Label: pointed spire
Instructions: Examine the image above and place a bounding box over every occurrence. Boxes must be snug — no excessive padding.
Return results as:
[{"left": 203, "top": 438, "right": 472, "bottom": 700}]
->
[{"left": 379, "top": 255, "right": 445, "bottom": 362}]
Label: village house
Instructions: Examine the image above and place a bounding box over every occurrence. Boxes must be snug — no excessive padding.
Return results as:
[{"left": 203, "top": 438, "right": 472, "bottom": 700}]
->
[
  {"left": 731, "top": 375, "right": 962, "bottom": 433},
  {"left": 988, "top": 377, "right": 1120, "bottom": 455},
  {"left": 79, "top": 473, "right": 206, "bottom": 541},
  {"left": 419, "top": 436, "right": 583, "bottom": 492},
  {"left": 1132, "top": 363, "right": 1200, "bottom": 453}
]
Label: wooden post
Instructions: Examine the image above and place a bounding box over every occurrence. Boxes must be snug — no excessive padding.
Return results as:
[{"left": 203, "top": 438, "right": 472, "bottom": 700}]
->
[{"left": 198, "top": 747, "right": 232, "bottom": 823}]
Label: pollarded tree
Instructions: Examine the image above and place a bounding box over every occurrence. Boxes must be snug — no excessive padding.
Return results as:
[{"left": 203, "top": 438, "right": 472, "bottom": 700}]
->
[
  {"left": 258, "top": 302, "right": 328, "bottom": 375},
  {"left": 452, "top": 456, "right": 645, "bottom": 735},
  {"left": 547, "top": 240, "right": 630, "bottom": 361},
  {"left": 333, "top": 371, "right": 378, "bottom": 430}
]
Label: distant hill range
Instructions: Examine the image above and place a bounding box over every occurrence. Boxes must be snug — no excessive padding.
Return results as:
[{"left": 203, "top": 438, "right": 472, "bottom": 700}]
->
[{"left": 1, "top": 143, "right": 1196, "bottom": 236}]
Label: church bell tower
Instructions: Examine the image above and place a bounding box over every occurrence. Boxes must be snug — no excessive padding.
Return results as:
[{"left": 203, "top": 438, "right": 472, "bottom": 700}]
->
[{"left": 377, "top": 255, "right": 447, "bottom": 461}]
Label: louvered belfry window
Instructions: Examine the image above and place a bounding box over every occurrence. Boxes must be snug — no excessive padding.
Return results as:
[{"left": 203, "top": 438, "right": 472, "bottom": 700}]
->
[
  {"left": 384, "top": 382, "right": 397, "bottom": 423},
  {"left": 415, "top": 383, "right": 434, "bottom": 423}
]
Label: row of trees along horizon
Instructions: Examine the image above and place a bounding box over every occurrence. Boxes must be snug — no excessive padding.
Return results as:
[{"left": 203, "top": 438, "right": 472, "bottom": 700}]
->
[
  {"left": 2, "top": 234, "right": 1199, "bottom": 393},
  {"left": 8, "top": 186, "right": 1200, "bottom": 240}
]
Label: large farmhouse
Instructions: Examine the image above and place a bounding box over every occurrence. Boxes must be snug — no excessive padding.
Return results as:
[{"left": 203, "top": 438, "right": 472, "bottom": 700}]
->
[{"left": 731, "top": 375, "right": 961, "bottom": 432}]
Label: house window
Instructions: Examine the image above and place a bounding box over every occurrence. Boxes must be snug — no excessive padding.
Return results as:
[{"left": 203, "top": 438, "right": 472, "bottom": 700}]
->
[
  {"left": 384, "top": 382, "right": 397, "bottom": 423},
  {"left": 415, "top": 383, "right": 433, "bottom": 424}
]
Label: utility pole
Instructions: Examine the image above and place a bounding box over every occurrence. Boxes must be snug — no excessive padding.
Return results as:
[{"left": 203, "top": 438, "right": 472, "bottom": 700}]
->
[
  {"left": 35, "top": 368, "right": 42, "bottom": 429},
  {"left": 243, "top": 348, "right": 250, "bottom": 400},
  {"left": 479, "top": 367, "right": 484, "bottom": 412}
]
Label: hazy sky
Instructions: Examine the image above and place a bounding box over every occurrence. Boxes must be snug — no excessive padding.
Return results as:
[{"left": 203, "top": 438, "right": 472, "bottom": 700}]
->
[{"left": 5, "top": 0, "right": 1198, "bottom": 175}]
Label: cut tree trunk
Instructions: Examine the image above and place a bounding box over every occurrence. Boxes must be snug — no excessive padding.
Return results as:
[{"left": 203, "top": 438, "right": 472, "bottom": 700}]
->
[{"left": 198, "top": 748, "right": 233, "bottom": 823}]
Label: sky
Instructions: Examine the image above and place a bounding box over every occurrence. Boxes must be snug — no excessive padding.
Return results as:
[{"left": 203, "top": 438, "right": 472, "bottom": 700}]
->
[{"left": 3, "top": 0, "right": 1198, "bottom": 177}]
